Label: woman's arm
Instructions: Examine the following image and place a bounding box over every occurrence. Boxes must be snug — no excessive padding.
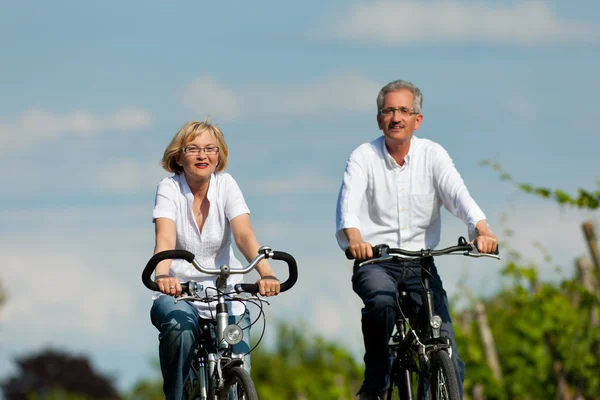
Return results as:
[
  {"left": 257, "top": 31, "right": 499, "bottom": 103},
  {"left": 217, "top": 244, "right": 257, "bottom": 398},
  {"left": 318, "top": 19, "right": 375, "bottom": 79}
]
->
[
  {"left": 154, "top": 217, "right": 182, "bottom": 296},
  {"left": 230, "top": 213, "right": 280, "bottom": 296}
]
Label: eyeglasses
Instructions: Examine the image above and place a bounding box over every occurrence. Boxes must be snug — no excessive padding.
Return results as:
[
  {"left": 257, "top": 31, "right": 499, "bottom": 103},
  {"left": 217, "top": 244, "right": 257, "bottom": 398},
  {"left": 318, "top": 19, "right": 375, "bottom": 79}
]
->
[
  {"left": 183, "top": 145, "right": 219, "bottom": 156},
  {"left": 379, "top": 107, "right": 418, "bottom": 118}
]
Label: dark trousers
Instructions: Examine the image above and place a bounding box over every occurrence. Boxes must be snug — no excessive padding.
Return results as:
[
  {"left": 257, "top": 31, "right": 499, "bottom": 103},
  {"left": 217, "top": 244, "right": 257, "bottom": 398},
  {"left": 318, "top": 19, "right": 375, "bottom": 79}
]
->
[{"left": 352, "top": 260, "right": 465, "bottom": 397}]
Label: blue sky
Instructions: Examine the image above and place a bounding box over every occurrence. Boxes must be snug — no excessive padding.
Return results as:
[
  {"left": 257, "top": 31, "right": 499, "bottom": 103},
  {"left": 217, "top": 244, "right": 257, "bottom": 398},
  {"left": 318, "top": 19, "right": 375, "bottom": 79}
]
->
[{"left": 1, "top": 0, "right": 599, "bottom": 394}]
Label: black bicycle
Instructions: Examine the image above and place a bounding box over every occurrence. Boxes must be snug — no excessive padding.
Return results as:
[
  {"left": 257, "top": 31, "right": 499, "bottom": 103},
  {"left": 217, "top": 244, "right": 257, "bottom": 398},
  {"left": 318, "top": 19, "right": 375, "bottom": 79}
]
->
[
  {"left": 142, "top": 246, "right": 298, "bottom": 400},
  {"left": 348, "top": 237, "right": 500, "bottom": 400}
]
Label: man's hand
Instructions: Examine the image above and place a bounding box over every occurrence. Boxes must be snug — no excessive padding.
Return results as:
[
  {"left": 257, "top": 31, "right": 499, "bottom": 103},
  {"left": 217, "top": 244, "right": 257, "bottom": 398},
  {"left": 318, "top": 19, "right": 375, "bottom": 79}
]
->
[
  {"left": 473, "top": 220, "right": 498, "bottom": 254},
  {"left": 347, "top": 240, "right": 373, "bottom": 260},
  {"left": 344, "top": 228, "right": 373, "bottom": 260}
]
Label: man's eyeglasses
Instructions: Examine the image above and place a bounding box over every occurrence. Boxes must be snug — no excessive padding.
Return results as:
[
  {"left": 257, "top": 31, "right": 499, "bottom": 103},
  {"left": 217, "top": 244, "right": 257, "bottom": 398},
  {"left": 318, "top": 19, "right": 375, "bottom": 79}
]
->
[
  {"left": 183, "top": 146, "right": 219, "bottom": 156},
  {"left": 379, "top": 107, "right": 418, "bottom": 118}
]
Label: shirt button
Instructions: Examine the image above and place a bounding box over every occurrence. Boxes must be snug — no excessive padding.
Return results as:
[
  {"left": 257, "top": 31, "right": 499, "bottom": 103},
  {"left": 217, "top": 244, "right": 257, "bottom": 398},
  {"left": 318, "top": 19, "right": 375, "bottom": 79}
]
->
[
  {"left": 400, "top": 188, "right": 404, "bottom": 192},
  {"left": 400, "top": 207, "right": 405, "bottom": 212},
  {"left": 401, "top": 226, "right": 407, "bottom": 230}
]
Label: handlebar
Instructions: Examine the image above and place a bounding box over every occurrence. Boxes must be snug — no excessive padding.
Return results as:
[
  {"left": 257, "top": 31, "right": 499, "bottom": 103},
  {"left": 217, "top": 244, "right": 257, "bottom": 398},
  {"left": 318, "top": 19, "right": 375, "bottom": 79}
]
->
[
  {"left": 141, "top": 246, "right": 298, "bottom": 295},
  {"left": 141, "top": 250, "right": 195, "bottom": 292},
  {"left": 345, "top": 236, "right": 500, "bottom": 266},
  {"left": 235, "top": 250, "right": 298, "bottom": 294}
]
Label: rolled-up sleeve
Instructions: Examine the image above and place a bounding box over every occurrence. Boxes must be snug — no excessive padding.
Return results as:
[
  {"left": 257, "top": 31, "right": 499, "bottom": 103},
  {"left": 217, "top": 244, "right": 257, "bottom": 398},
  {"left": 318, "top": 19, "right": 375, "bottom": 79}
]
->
[
  {"left": 336, "top": 152, "right": 368, "bottom": 249},
  {"left": 432, "top": 145, "right": 486, "bottom": 241},
  {"left": 153, "top": 178, "right": 178, "bottom": 222}
]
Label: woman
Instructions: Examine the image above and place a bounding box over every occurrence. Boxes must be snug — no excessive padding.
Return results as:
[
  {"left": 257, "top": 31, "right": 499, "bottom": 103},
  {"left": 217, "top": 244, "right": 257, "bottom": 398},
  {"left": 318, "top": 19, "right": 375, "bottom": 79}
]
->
[{"left": 150, "top": 120, "right": 280, "bottom": 399}]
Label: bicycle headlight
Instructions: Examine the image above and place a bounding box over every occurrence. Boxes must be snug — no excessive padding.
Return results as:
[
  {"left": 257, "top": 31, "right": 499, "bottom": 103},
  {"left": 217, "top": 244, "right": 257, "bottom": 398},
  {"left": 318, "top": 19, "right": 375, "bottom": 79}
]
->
[
  {"left": 223, "top": 324, "right": 243, "bottom": 345},
  {"left": 430, "top": 315, "right": 442, "bottom": 330}
]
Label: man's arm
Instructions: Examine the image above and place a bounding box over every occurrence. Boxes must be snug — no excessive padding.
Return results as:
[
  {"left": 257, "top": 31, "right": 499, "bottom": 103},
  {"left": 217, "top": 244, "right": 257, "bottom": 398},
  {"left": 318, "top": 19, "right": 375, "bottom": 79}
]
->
[
  {"left": 432, "top": 145, "right": 498, "bottom": 253},
  {"left": 336, "top": 152, "right": 368, "bottom": 249}
]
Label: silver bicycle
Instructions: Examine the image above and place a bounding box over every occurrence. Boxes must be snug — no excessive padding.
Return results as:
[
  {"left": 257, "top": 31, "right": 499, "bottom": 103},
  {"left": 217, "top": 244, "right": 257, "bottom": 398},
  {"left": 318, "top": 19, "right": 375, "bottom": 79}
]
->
[{"left": 142, "top": 246, "right": 298, "bottom": 400}]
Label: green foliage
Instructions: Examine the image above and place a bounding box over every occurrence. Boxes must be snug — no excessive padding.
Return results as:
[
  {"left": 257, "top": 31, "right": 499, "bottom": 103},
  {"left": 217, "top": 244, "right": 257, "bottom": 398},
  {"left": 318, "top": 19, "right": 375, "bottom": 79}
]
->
[
  {"left": 125, "top": 358, "right": 162, "bottom": 400},
  {"left": 251, "top": 323, "right": 362, "bottom": 400},
  {"left": 455, "top": 253, "right": 600, "bottom": 400},
  {"left": 125, "top": 380, "right": 163, "bottom": 400},
  {"left": 480, "top": 160, "right": 600, "bottom": 209},
  {"left": 27, "top": 390, "right": 91, "bottom": 400}
]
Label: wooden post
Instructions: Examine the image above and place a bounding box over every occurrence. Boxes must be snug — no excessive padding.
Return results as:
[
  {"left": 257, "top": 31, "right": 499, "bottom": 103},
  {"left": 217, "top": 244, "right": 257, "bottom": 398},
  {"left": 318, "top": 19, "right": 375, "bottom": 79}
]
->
[
  {"left": 575, "top": 256, "right": 597, "bottom": 293},
  {"left": 544, "top": 333, "right": 573, "bottom": 400},
  {"left": 475, "top": 303, "right": 503, "bottom": 385},
  {"left": 472, "top": 384, "right": 486, "bottom": 400},
  {"left": 582, "top": 221, "right": 600, "bottom": 276},
  {"left": 575, "top": 256, "right": 600, "bottom": 368}
]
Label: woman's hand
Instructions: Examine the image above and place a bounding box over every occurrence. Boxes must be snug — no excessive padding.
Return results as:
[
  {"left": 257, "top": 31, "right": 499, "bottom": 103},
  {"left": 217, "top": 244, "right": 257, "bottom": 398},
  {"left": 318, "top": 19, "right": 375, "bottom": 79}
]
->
[
  {"left": 256, "top": 276, "right": 280, "bottom": 297},
  {"left": 156, "top": 275, "right": 182, "bottom": 297}
]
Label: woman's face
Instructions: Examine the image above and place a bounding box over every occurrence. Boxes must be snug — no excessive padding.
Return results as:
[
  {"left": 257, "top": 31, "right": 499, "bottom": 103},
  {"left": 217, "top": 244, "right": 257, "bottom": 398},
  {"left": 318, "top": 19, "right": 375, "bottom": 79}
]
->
[{"left": 177, "top": 130, "right": 220, "bottom": 181}]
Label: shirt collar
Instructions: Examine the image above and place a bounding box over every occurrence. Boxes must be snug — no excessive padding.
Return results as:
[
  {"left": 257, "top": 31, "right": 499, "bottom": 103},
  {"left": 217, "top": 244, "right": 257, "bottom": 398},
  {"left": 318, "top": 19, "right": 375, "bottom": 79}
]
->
[
  {"left": 178, "top": 172, "right": 215, "bottom": 201},
  {"left": 381, "top": 135, "right": 416, "bottom": 169}
]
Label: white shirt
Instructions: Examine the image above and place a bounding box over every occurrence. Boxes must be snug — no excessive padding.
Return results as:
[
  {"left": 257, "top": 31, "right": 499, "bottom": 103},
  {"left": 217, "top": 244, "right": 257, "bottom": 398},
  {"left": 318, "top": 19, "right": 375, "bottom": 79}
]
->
[
  {"left": 336, "top": 135, "right": 486, "bottom": 251},
  {"left": 152, "top": 172, "right": 250, "bottom": 317}
]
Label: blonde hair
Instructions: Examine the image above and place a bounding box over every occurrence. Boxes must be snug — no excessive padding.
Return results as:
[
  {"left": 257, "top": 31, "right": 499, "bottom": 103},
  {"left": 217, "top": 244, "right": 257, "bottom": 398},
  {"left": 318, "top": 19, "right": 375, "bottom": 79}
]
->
[{"left": 161, "top": 119, "right": 229, "bottom": 174}]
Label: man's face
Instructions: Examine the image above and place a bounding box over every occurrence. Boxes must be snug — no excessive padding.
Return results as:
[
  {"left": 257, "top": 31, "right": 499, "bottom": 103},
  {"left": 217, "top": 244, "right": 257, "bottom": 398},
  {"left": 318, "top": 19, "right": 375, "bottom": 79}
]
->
[{"left": 377, "top": 89, "right": 423, "bottom": 143}]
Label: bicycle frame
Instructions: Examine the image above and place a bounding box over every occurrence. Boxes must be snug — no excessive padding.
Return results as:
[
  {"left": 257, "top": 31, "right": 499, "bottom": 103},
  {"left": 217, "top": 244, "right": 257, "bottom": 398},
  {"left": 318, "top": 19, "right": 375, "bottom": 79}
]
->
[
  {"left": 388, "top": 261, "right": 453, "bottom": 400},
  {"left": 180, "top": 272, "right": 248, "bottom": 399}
]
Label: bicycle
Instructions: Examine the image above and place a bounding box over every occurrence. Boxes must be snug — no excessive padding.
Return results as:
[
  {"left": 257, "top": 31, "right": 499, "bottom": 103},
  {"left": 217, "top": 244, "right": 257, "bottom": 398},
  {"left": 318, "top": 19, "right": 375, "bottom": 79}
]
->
[
  {"left": 347, "top": 237, "right": 500, "bottom": 400},
  {"left": 142, "top": 245, "right": 298, "bottom": 400}
]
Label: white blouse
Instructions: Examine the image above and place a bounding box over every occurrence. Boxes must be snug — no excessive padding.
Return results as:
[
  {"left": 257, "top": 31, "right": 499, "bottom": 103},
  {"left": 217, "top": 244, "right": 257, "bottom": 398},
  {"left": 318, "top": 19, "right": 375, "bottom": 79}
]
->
[{"left": 152, "top": 172, "right": 250, "bottom": 317}]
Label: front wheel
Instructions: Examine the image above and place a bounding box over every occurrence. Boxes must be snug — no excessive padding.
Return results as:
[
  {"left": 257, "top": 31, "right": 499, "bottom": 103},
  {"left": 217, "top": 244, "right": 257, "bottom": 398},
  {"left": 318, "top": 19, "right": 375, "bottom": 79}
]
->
[
  {"left": 218, "top": 366, "right": 258, "bottom": 400},
  {"left": 428, "top": 350, "right": 460, "bottom": 400}
]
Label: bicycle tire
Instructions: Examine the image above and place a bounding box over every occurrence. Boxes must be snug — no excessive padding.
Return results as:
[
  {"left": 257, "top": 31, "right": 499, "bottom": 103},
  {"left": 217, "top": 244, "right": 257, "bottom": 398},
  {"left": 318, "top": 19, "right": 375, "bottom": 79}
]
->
[
  {"left": 428, "top": 350, "right": 460, "bottom": 400},
  {"left": 218, "top": 366, "right": 258, "bottom": 400}
]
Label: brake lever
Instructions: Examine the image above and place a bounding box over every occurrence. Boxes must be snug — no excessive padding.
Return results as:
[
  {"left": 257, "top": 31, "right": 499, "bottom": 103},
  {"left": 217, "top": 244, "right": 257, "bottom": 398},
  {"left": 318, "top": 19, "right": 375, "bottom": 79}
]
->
[
  {"left": 231, "top": 293, "right": 271, "bottom": 303},
  {"left": 464, "top": 251, "right": 501, "bottom": 260},
  {"left": 174, "top": 295, "right": 207, "bottom": 304},
  {"left": 358, "top": 255, "right": 395, "bottom": 268}
]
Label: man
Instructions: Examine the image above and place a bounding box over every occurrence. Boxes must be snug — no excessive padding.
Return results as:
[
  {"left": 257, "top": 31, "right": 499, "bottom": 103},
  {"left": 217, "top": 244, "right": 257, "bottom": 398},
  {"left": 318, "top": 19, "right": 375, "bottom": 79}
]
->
[{"left": 336, "top": 80, "right": 498, "bottom": 399}]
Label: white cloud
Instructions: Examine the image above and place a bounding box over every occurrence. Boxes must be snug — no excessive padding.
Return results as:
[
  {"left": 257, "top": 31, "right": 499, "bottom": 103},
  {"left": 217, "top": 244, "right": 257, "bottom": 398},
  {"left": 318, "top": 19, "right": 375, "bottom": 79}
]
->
[
  {"left": 179, "top": 77, "right": 242, "bottom": 120},
  {"left": 93, "top": 160, "right": 169, "bottom": 194},
  {"left": 179, "top": 71, "right": 379, "bottom": 120},
  {"left": 246, "top": 172, "right": 339, "bottom": 195},
  {"left": 0, "top": 205, "right": 157, "bottom": 390},
  {"left": 0, "top": 154, "right": 169, "bottom": 197},
  {"left": 0, "top": 107, "right": 153, "bottom": 149},
  {"left": 327, "top": 1, "right": 600, "bottom": 45},
  {"left": 0, "top": 249, "right": 136, "bottom": 340}
]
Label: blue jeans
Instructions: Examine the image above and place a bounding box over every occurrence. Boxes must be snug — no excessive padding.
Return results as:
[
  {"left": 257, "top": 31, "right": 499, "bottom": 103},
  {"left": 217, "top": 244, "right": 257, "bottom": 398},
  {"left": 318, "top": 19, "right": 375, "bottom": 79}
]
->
[
  {"left": 352, "top": 260, "right": 465, "bottom": 398},
  {"left": 150, "top": 295, "right": 252, "bottom": 400}
]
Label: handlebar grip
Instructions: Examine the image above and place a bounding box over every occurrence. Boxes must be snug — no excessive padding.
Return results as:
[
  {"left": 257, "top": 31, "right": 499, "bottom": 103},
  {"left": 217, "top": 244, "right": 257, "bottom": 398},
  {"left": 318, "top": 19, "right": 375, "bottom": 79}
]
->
[
  {"left": 236, "top": 250, "right": 299, "bottom": 294},
  {"left": 345, "top": 248, "right": 353, "bottom": 260},
  {"left": 345, "top": 244, "right": 387, "bottom": 260},
  {"left": 141, "top": 250, "right": 195, "bottom": 291}
]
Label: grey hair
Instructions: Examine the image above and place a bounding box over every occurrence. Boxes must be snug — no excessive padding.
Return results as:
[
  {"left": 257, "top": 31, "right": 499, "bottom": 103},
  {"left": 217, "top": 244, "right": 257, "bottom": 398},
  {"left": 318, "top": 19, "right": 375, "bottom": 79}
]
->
[{"left": 376, "top": 80, "right": 423, "bottom": 113}]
